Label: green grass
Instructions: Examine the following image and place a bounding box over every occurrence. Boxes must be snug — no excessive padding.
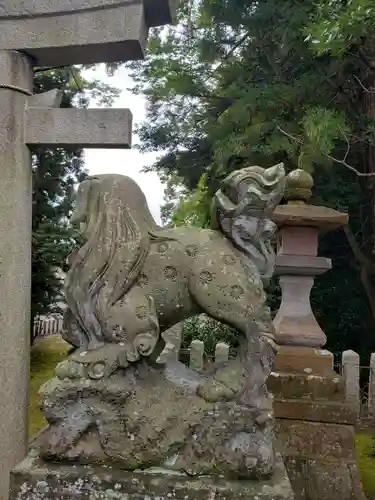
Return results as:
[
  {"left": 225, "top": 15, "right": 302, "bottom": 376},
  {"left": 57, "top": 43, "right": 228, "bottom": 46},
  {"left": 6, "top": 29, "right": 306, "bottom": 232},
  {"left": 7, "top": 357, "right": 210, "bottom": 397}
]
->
[
  {"left": 356, "top": 432, "right": 375, "bottom": 500},
  {"left": 29, "top": 336, "right": 70, "bottom": 438}
]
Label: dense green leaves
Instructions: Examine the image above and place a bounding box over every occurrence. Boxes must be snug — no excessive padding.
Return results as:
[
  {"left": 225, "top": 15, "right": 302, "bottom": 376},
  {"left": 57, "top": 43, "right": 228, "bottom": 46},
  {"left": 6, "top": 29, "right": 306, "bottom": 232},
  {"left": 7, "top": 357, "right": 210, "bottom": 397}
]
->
[{"left": 307, "top": 0, "right": 375, "bottom": 56}]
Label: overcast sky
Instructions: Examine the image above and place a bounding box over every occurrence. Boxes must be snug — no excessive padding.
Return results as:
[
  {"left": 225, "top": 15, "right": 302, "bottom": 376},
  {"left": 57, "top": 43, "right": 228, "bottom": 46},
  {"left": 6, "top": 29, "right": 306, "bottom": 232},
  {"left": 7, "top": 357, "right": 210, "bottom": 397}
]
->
[{"left": 82, "top": 65, "right": 165, "bottom": 224}]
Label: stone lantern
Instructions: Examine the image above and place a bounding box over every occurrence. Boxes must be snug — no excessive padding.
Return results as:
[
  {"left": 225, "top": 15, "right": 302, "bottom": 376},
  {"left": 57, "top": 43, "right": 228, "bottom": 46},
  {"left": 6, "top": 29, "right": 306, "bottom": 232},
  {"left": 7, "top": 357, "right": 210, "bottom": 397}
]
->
[
  {"left": 267, "top": 169, "right": 364, "bottom": 500},
  {"left": 271, "top": 169, "right": 348, "bottom": 374}
]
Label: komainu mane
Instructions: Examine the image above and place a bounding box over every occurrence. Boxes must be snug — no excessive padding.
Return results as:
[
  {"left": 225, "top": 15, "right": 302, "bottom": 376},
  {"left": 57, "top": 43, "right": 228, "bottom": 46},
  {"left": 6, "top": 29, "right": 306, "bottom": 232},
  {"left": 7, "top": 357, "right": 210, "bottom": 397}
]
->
[{"left": 38, "top": 163, "right": 286, "bottom": 481}]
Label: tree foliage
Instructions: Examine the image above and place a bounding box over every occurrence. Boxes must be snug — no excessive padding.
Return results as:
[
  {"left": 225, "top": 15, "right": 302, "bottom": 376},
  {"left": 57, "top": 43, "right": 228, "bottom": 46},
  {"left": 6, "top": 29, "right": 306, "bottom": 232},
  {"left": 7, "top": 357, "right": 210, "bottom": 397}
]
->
[
  {"left": 31, "top": 67, "right": 119, "bottom": 342},
  {"left": 127, "top": 0, "right": 375, "bottom": 358}
]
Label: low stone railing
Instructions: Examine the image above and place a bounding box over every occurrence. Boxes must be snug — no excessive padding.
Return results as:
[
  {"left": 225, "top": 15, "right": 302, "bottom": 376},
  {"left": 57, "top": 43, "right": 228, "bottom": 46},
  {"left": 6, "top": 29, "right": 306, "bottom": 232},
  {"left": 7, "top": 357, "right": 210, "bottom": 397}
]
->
[
  {"left": 184, "top": 340, "right": 230, "bottom": 372},
  {"left": 33, "top": 315, "right": 63, "bottom": 337},
  {"left": 184, "top": 344, "right": 374, "bottom": 422}
]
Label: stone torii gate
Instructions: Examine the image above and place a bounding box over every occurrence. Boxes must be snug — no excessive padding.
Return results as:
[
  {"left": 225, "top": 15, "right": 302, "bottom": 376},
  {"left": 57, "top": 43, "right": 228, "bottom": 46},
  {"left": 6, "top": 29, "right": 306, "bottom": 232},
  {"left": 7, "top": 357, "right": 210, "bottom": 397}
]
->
[{"left": 0, "top": 2, "right": 176, "bottom": 497}]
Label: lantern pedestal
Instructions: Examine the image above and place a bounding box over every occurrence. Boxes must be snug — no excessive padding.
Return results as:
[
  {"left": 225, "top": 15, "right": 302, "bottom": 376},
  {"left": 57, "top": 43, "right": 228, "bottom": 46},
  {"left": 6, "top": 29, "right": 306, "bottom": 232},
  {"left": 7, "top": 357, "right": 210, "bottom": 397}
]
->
[{"left": 269, "top": 170, "right": 363, "bottom": 500}]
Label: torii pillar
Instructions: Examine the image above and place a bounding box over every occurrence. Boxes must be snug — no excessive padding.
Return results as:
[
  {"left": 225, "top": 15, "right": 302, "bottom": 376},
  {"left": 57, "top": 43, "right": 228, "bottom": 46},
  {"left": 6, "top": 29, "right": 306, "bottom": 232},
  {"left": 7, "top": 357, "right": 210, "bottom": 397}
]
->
[{"left": 0, "top": 2, "right": 177, "bottom": 498}]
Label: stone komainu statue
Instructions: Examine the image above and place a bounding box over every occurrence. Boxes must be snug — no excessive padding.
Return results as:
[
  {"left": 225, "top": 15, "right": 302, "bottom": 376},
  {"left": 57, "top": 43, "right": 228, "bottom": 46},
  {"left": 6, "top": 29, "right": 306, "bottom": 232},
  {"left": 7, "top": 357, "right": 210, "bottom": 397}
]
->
[{"left": 39, "top": 163, "right": 286, "bottom": 480}]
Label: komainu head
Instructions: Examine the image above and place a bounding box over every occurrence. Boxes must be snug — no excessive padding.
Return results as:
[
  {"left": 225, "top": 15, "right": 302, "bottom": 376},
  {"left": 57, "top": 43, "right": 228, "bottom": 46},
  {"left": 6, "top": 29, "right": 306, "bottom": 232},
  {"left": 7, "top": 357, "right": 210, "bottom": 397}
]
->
[{"left": 211, "top": 163, "right": 286, "bottom": 280}]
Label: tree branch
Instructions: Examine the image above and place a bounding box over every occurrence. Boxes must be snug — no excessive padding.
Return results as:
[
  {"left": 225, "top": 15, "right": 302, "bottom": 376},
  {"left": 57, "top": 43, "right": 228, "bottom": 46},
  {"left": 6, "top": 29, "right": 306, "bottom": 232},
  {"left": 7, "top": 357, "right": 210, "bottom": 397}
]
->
[
  {"left": 358, "top": 41, "right": 375, "bottom": 71},
  {"left": 344, "top": 227, "right": 375, "bottom": 320},
  {"left": 360, "top": 266, "right": 375, "bottom": 321},
  {"left": 353, "top": 75, "right": 375, "bottom": 93},
  {"left": 340, "top": 127, "right": 350, "bottom": 163},
  {"left": 276, "top": 125, "right": 303, "bottom": 145},
  {"left": 276, "top": 125, "right": 375, "bottom": 177},
  {"left": 344, "top": 227, "right": 373, "bottom": 270}
]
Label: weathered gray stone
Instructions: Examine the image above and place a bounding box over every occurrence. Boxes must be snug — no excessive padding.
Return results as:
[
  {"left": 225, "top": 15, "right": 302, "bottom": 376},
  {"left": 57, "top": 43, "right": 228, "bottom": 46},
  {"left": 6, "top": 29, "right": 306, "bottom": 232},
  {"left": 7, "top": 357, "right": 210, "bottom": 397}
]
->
[
  {"left": 273, "top": 275, "right": 327, "bottom": 347},
  {"left": 62, "top": 166, "right": 285, "bottom": 356},
  {"left": 25, "top": 108, "right": 133, "bottom": 148},
  {"left": 0, "top": 0, "right": 175, "bottom": 26},
  {"left": 190, "top": 339, "right": 205, "bottom": 372},
  {"left": 268, "top": 372, "right": 345, "bottom": 401},
  {"left": 283, "top": 457, "right": 364, "bottom": 500},
  {"left": 158, "top": 322, "right": 183, "bottom": 362},
  {"left": 28, "top": 89, "right": 63, "bottom": 108},
  {"left": 0, "top": 1, "right": 177, "bottom": 66},
  {"left": 342, "top": 350, "right": 360, "bottom": 416},
  {"left": 277, "top": 420, "right": 365, "bottom": 500},
  {"left": 0, "top": 50, "right": 33, "bottom": 500},
  {"left": 9, "top": 452, "right": 294, "bottom": 500},
  {"left": 36, "top": 165, "right": 286, "bottom": 482},
  {"left": 270, "top": 353, "right": 365, "bottom": 500},
  {"left": 37, "top": 358, "right": 276, "bottom": 479},
  {"left": 215, "top": 342, "right": 230, "bottom": 364},
  {"left": 273, "top": 399, "right": 357, "bottom": 425}
]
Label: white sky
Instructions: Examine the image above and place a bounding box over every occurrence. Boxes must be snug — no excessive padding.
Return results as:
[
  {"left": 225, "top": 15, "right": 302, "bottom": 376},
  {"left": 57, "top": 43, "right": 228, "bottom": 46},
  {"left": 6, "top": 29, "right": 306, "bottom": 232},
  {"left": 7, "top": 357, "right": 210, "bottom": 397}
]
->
[{"left": 82, "top": 65, "right": 165, "bottom": 224}]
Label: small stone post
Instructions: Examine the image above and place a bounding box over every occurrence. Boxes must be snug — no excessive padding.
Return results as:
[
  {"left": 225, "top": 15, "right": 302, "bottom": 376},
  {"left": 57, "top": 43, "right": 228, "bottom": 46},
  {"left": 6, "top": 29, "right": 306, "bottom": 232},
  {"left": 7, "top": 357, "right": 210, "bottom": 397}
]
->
[
  {"left": 215, "top": 342, "right": 230, "bottom": 365},
  {"left": 342, "top": 350, "right": 360, "bottom": 416},
  {"left": 190, "top": 340, "right": 205, "bottom": 372},
  {"left": 369, "top": 353, "right": 375, "bottom": 419}
]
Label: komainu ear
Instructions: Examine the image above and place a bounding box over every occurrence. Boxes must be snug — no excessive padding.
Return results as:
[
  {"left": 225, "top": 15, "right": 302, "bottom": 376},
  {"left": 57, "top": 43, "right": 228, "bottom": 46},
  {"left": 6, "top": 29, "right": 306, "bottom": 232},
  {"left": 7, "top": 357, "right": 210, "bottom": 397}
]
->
[{"left": 211, "top": 188, "right": 239, "bottom": 230}]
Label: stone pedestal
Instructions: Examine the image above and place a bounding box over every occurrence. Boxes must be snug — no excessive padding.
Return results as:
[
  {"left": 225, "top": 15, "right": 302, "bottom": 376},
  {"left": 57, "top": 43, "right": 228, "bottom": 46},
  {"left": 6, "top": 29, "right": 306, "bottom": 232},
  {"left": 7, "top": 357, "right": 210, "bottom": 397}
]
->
[
  {"left": 268, "top": 348, "right": 365, "bottom": 500},
  {"left": 9, "top": 452, "right": 294, "bottom": 500},
  {"left": 273, "top": 346, "right": 335, "bottom": 376}
]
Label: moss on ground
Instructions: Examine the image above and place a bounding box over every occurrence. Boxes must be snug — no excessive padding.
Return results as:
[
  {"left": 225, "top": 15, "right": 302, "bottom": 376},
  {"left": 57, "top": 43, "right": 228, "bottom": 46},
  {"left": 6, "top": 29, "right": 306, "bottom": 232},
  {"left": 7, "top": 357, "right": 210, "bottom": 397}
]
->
[
  {"left": 356, "top": 433, "right": 375, "bottom": 499},
  {"left": 29, "top": 336, "right": 70, "bottom": 438}
]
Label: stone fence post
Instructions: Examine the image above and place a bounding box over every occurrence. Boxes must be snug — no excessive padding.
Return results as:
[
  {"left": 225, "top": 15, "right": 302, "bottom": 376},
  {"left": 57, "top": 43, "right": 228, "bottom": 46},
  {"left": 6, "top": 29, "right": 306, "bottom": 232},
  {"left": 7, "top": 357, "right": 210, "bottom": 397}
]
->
[
  {"left": 369, "top": 353, "right": 375, "bottom": 419},
  {"left": 190, "top": 340, "right": 205, "bottom": 372},
  {"left": 342, "top": 350, "right": 360, "bottom": 417},
  {"left": 215, "top": 342, "right": 230, "bottom": 364},
  {"left": 189, "top": 341, "right": 230, "bottom": 372}
]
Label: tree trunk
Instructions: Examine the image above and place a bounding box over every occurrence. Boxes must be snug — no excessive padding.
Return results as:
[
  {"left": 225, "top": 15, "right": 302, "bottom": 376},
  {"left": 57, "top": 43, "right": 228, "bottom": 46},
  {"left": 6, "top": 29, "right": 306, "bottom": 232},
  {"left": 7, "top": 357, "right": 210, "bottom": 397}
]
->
[{"left": 355, "top": 58, "right": 375, "bottom": 321}]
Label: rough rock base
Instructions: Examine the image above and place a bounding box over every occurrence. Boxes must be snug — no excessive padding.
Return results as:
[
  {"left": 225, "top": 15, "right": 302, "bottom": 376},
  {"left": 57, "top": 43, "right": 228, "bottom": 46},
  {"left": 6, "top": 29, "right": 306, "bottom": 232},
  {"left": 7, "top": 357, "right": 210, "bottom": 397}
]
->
[{"left": 10, "top": 452, "right": 294, "bottom": 500}]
